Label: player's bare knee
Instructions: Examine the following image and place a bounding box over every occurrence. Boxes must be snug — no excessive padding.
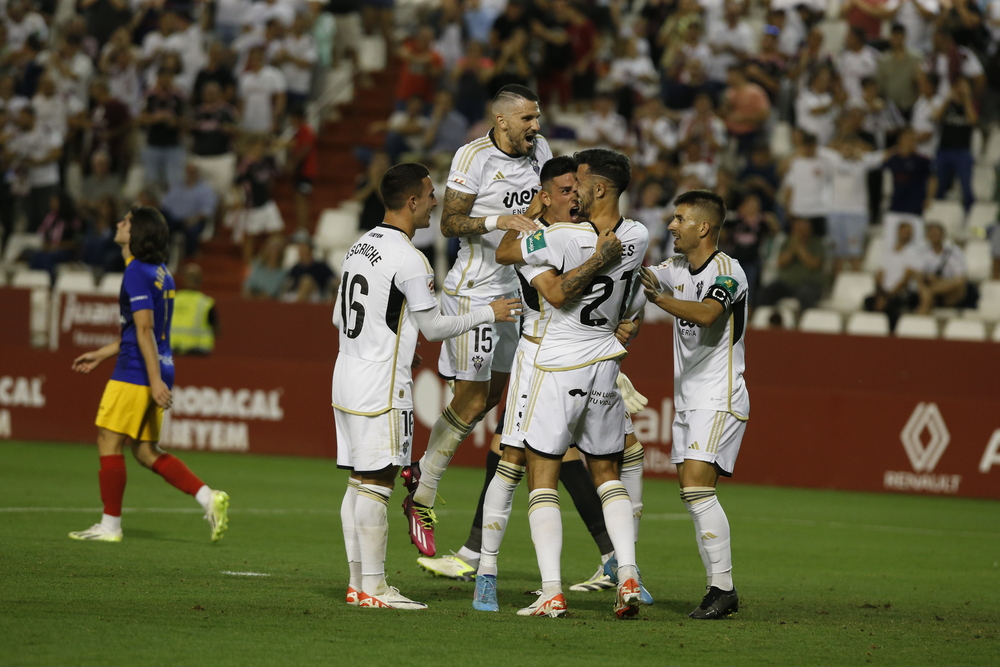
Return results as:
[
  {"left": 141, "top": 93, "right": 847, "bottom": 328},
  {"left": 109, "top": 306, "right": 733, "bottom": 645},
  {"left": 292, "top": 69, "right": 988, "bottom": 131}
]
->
[
  {"left": 359, "top": 465, "right": 398, "bottom": 489},
  {"left": 500, "top": 446, "right": 526, "bottom": 467},
  {"left": 451, "top": 381, "right": 489, "bottom": 423}
]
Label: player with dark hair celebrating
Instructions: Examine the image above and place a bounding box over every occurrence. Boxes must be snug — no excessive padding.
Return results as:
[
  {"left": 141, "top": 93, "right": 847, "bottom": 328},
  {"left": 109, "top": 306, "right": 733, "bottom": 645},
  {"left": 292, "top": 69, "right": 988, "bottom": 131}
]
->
[
  {"left": 69, "top": 207, "right": 230, "bottom": 543},
  {"left": 641, "top": 189, "right": 749, "bottom": 619},
  {"left": 332, "top": 163, "right": 520, "bottom": 609}
]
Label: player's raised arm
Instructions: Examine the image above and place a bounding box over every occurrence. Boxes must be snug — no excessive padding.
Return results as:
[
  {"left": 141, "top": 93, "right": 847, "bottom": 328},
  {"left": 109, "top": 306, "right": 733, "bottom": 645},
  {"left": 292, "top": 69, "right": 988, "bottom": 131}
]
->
[
  {"left": 440, "top": 187, "right": 536, "bottom": 237},
  {"left": 641, "top": 266, "right": 725, "bottom": 327},
  {"left": 530, "top": 229, "right": 622, "bottom": 309}
]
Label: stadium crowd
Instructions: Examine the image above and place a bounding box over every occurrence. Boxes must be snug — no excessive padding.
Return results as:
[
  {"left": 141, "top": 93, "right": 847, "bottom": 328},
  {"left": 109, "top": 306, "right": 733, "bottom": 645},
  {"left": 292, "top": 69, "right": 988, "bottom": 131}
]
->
[{"left": 2, "top": 0, "right": 1000, "bottom": 326}]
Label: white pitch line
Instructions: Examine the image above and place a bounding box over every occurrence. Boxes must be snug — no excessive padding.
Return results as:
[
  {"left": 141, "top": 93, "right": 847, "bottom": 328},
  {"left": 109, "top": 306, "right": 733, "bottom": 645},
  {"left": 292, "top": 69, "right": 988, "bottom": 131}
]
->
[{"left": 221, "top": 571, "right": 271, "bottom": 577}]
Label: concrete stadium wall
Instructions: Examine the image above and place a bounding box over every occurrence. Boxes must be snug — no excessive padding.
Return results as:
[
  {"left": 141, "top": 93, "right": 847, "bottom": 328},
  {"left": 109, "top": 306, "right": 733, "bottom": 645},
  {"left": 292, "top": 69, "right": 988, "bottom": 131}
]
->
[{"left": 1, "top": 287, "right": 998, "bottom": 500}]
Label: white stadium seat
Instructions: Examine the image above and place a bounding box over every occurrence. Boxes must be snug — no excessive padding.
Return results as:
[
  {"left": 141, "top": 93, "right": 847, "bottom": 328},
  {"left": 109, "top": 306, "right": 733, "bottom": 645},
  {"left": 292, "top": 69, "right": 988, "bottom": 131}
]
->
[
  {"left": 55, "top": 270, "right": 98, "bottom": 294},
  {"left": 358, "top": 36, "right": 386, "bottom": 73},
  {"left": 972, "top": 168, "right": 995, "bottom": 205},
  {"left": 923, "top": 201, "right": 966, "bottom": 238},
  {"left": 942, "top": 318, "right": 987, "bottom": 341},
  {"left": 798, "top": 309, "right": 843, "bottom": 334},
  {"left": 750, "top": 305, "right": 795, "bottom": 330},
  {"left": 97, "top": 273, "right": 124, "bottom": 295},
  {"left": 895, "top": 314, "right": 938, "bottom": 339},
  {"left": 283, "top": 244, "right": 299, "bottom": 270},
  {"left": 862, "top": 235, "right": 883, "bottom": 274},
  {"left": 965, "top": 240, "right": 992, "bottom": 283},
  {"left": 827, "top": 272, "right": 875, "bottom": 313},
  {"left": 3, "top": 232, "right": 42, "bottom": 264},
  {"left": 966, "top": 280, "right": 1000, "bottom": 321},
  {"left": 967, "top": 202, "right": 998, "bottom": 230},
  {"left": 846, "top": 311, "right": 890, "bottom": 336},
  {"left": 314, "top": 208, "right": 360, "bottom": 252},
  {"left": 11, "top": 269, "right": 51, "bottom": 289}
]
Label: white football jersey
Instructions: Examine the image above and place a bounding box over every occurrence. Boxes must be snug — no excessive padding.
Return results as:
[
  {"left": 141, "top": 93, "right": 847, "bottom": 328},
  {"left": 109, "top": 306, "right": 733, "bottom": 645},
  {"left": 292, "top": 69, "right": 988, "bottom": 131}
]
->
[
  {"left": 332, "top": 224, "right": 438, "bottom": 415},
  {"left": 648, "top": 251, "right": 750, "bottom": 418},
  {"left": 520, "top": 219, "right": 648, "bottom": 371},
  {"left": 516, "top": 217, "right": 557, "bottom": 339},
  {"left": 443, "top": 131, "right": 553, "bottom": 298}
]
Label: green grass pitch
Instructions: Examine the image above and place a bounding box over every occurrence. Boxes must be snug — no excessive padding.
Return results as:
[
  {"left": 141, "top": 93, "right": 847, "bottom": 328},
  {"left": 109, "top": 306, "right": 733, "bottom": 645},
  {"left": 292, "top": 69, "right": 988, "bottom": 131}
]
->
[{"left": 1, "top": 441, "right": 997, "bottom": 666}]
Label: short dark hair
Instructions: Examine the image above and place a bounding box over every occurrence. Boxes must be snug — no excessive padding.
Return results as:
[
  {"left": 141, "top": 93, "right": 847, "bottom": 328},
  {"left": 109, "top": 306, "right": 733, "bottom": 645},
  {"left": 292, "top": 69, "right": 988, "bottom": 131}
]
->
[
  {"left": 380, "top": 162, "right": 430, "bottom": 211},
  {"left": 890, "top": 22, "right": 906, "bottom": 34},
  {"left": 129, "top": 206, "right": 170, "bottom": 265},
  {"left": 493, "top": 84, "right": 539, "bottom": 110},
  {"left": 673, "top": 189, "right": 727, "bottom": 228},
  {"left": 539, "top": 155, "right": 578, "bottom": 187},
  {"left": 575, "top": 148, "right": 631, "bottom": 193}
]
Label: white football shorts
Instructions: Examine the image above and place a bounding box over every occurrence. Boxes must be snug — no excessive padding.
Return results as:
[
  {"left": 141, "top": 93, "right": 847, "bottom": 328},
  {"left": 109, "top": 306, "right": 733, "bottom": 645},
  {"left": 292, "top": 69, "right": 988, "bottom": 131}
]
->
[
  {"left": 671, "top": 409, "right": 747, "bottom": 477},
  {"left": 499, "top": 337, "right": 538, "bottom": 448},
  {"left": 521, "top": 359, "right": 626, "bottom": 458},
  {"left": 437, "top": 291, "right": 518, "bottom": 382},
  {"left": 334, "top": 407, "right": 414, "bottom": 473}
]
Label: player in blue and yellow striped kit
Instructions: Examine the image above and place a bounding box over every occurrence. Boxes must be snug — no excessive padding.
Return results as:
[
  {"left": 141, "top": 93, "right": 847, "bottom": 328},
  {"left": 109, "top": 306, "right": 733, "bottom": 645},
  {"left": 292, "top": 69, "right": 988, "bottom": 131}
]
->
[{"left": 69, "top": 206, "right": 230, "bottom": 543}]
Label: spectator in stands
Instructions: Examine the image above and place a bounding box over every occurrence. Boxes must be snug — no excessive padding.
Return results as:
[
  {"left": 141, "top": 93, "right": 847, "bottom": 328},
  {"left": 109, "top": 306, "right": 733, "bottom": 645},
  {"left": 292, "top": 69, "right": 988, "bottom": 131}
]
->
[
  {"left": 80, "top": 0, "right": 132, "bottom": 49},
  {"left": 607, "top": 36, "right": 659, "bottom": 122},
  {"left": 533, "top": 0, "right": 574, "bottom": 111},
  {"left": 782, "top": 131, "right": 832, "bottom": 236},
  {"left": 84, "top": 77, "right": 131, "bottom": 175},
  {"left": 139, "top": 64, "right": 186, "bottom": 192},
  {"left": 739, "top": 144, "right": 780, "bottom": 213},
  {"left": 243, "top": 233, "right": 288, "bottom": 299},
  {"left": 31, "top": 72, "right": 80, "bottom": 138},
  {"left": 823, "top": 136, "right": 884, "bottom": 274},
  {"left": 722, "top": 192, "right": 780, "bottom": 305},
  {"left": 745, "top": 23, "right": 787, "bottom": 106},
  {"left": 43, "top": 34, "right": 94, "bottom": 107},
  {"left": 856, "top": 76, "right": 904, "bottom": 223},
  {"left": 161, "top": 163, "right": 219, "bottom": 258},
  {"left": 661, "top": 17, "right": 710, "bottom": 110},
  {"left": 78, "top": 151, "right": 124, "bottom": 213},
  {"left": 991, "top": 225, "right": 1000, "bottom": 280},
  {"left": 193, "top": 41, "right": 237, "bottom": 105},
  {"left": 361, "top": 0, "right": 394, "bottom": 48},
  {"left": 795, "top": 65, "right": 843, "bottom": 145},
  {"left": 881, "top": 126, "right": 936, "bottom": 244},
  {"left": 631, "top": 179, "right": 672, "bottom": 264},
  {"left": 721, "top": 63, "right": 771, "bottom": 157},
  {"left": 896, "top": 0, "right": 938, "bottom": 54},
  {"left": 4, "top": 0, "right": 48, "bottom": 53},
  {"left": 864, "top": 220, "right": 922, "bottom": 330},
  {"left": 680, "top": 140, "right": 718, "bottom": 188},
  {"left": 632, "top": 97, "right": 678, "bottom": 169},
  {"left": 173, "top": 263, "right": 219, "bottom": 355},
  {"left": 705, "top": 1, "right": 753, "bottom": 102},
  {"left": 566, "top": 0, "right": 599, "bottom": 112},
  {"left": 678, "top": 91, "right": 727, "bottom": 162},
  {"left": 418, "top": 90, "right": 468, "bottom": 174},
  {"left": 451, "top": 40, "right": 494, "bottom": 125},
  {"left": 98, "top": 28, "right": 143, "bottom": 116},
  {"left": 285, "top": 105, "right": 318, "bottom": 233},
  {"left": 490, "top": 0, "right": 531, "bottom": 52},
  {"left": 395, "top": 26, "right": 443, "bottom": 107},
  {"left": 4, "top": 105, "right": 62, "bottom": 231},
  {"left": 911, "top": 71, "right": 945, "bottom": 158},
  {"left": 372, "top": 95, "right": 429, "bottom": 163},
  {"left": 239, "top": 45, "right": 286, "bottom": 134},
  {"left": 914, "top": 221, "right": 977, "bottom": 313},
  {"left": 351, "top": 150, "right": 389, "bottom": 231},
  {"left": 489, "top": 27, "right": 531, "bottom": 94},
  {"left": 271, "top": 12, "right": 317, "bottom": 111},
  {"left": 235, "top": 134, "right": 284, "bottom": 260},
  {"left": 933, "top": 76, "right": 978, "bottom": 212},
  {"left": 25, "top": 192, "right": 82, "bottom": 282},
  {"left": 190, "top": 81, "right": 239, "bottom": 201},
  {"left": 926, "top": 26, "right": 986, "bottom": 99},
  {"left": 79, "top": 194, "right": 124, "bottom": 274},
  {"left": 840, "top": 0, "right": 895, "bottom": 44},
  {"left": 286, "top": 239, "right": 337, "bottom": 302},
  {"left": 877, "top": 24, "right": 922, "bottom": 119},
  {"left": 12, "top": 34, "right": 47, "bottom": 99},
  {"left": 577, "top": 91, "right": 630, "bottom": 151},
  {"left": 757, "top": 216, "right": 826, "bottom": 310}
]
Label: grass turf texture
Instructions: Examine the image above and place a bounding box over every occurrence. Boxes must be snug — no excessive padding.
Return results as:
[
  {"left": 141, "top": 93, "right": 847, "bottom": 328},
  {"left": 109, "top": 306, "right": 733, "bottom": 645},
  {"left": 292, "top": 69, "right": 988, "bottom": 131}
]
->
[{"left": 1, "top": 442, "right": 997, "bottom": 667}]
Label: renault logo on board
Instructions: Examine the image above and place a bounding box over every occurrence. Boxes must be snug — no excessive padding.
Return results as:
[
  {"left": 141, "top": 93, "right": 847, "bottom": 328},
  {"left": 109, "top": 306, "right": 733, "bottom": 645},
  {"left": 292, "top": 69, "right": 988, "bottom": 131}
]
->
[{"left": 900, "top": 402, "right": 950, "bottom": 472}]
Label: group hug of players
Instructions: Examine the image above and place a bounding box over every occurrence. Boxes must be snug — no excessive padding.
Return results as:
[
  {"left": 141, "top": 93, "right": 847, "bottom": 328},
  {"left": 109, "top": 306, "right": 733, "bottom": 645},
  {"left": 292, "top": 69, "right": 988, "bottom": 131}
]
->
[
  {"left": 65, "top": 83, "right": 747, "bottom": 622},
  {"left": 332, "top": 85, "right": 750, "bottom": 620}
]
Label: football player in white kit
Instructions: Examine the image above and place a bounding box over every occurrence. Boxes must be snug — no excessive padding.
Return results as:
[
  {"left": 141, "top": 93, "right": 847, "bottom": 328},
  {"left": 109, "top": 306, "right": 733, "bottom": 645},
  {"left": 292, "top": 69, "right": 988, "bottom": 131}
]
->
[
  {"left": 402, "top": 85, "right": 552, "bottom": 559},
  {"left": 332, "top": 163, "right": 520, "bottom": 610},
  {"left": 640, "top": 189, "right": 749, "bottom": 620},
  {"left": 507, "top": 149, "right": 649, "bottom": 618}
]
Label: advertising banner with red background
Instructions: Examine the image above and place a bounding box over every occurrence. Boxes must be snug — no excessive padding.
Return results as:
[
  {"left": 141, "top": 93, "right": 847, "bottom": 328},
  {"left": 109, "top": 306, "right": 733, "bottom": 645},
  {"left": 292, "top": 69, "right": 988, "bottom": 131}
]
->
[{"left": 2, "top": 288, "right": 999, "bottom": 499}]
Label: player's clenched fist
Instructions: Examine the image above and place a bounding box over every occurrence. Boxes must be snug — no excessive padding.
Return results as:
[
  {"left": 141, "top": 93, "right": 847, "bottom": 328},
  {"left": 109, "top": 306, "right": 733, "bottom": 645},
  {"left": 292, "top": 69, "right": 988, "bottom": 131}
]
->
[
  {"left": 497, "top": 214, "right": 537, "bottom": 234},
  {"left": 596, "top": 229, "right": 622, "bottom": 265},
  {"left": 489, "top": 297, "right": 523, "bottom": 322}
]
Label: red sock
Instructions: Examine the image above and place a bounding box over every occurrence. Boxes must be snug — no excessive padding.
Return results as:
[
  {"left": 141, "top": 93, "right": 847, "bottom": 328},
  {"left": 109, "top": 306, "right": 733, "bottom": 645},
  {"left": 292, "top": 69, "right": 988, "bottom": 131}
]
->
[
  {"left": 152, "top": 453, "right": 205, "bottom": 496},
  {"left": 99, "top": 455, "right": 127, "bottom": 517}
]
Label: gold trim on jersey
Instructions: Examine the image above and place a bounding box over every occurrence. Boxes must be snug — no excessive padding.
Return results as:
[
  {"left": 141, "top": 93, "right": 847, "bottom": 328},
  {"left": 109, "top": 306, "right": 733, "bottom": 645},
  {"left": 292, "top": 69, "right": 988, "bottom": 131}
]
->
[
  {"left": 503, "top": 349, "right": 526, "bottom": 437},
  {"left": 533, "top": 350, "right": 627, "bottom": 373},
  {"left": 726, "top": 308, "right": 749, "bottom": 422},
  {"left": 456, "top": 137, "right": 493, "bottom": 173},
  {"left": 456, "top": 296, "right": 471, "bottom": 371},
  {"left": 445, "top": 236, "right": 479, "bottom": 296},
  {"left": 707, "top": 412, "right": 725, "bottom": 454},
  {"left": 521, "top": 366, "right": 547, "bottom": 433},
  {"left": 330, "top": 403, "right": 392, "bottom": 417}
]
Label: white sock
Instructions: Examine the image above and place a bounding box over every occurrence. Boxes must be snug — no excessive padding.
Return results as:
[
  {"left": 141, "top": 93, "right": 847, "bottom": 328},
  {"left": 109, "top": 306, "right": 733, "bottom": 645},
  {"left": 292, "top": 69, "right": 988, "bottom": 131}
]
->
[
  {"left": 341, "top": 479, "right": 361, "bottom": 590},
  {"left": 620, "top": 442, "right": 644, "bottom": 539},
  {"left": 478, "top": 460, "right": 524, "bottom": 577},
  {"left": 356, "top": 483, "right": 392, "bottom": 596},
  {"left": 414, "top": 406, "right": 472, "bottom": 507},
  {"left": 596, "top": 480, "right": 636, "bottom": 573},
  {"left": 195, "top": 485, "right": 212, "bottom": 511},
  {"left": 456, "top": 546, "right": 480, "bottom": 563},
  {"left": 683, "top": 487, "right": 733, "bottom": 591},
  {"left": 528, "top": 488, "right": 562, "bottom": 596},
  {"left": 101, "top": 513, "right": 121, "bottom": 532}
]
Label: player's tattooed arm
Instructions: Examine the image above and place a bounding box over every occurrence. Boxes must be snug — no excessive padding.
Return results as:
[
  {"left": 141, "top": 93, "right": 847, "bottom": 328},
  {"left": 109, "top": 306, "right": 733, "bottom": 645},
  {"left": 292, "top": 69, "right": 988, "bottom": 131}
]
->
[
  {"left": 440, "top": 187, "right": 537, "bottom": 238},
  {"left": 534, "top": 229, "right": 622, "bottom": 308}
]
